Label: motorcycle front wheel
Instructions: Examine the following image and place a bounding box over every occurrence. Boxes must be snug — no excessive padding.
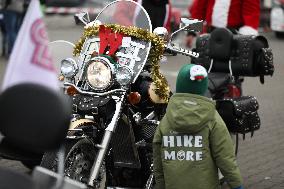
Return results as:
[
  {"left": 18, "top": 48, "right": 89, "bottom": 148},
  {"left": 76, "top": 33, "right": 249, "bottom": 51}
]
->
[{"left": 41, "top": 138, "right": 106, "bottom": 189}]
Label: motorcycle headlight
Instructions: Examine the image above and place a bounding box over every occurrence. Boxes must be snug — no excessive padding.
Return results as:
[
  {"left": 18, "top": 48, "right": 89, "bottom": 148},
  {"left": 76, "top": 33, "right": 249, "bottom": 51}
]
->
[
  {"left": 116, "top": 66, "right": 132, "bottom": 86},
  {"left": 60, "top": 58, "right": 78, "bottom": 78},
  {"left": 86, "top": 58, "right": 112, "bottom": 90}
]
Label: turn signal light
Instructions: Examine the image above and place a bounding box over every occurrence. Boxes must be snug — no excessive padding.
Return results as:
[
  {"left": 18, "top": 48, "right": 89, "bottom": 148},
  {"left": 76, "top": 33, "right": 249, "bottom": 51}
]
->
[
  {"left": 128, "top": 92, "right": 141, "bottom": 105},
  {"left": 67, "top": 86, "right": 78, "bottom": 96},
  {"left": 58, "top": 75, "right": 64, "bottom": 81}
]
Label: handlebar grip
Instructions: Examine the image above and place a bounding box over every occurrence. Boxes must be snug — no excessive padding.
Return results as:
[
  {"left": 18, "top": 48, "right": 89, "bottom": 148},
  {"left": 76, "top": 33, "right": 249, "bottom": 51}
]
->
[{"left": 165, "top": 45, "right": 199, "bottom": 58}]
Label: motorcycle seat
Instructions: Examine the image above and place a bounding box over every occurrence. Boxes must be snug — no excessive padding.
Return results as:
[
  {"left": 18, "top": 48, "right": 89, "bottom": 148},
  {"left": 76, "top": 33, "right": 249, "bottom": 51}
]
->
[
  {"left": 209, "top": 28, "right": 233, "bottom": 60},
  {"left": 208, "top": 72, "right": 231, "bottom": 93}
]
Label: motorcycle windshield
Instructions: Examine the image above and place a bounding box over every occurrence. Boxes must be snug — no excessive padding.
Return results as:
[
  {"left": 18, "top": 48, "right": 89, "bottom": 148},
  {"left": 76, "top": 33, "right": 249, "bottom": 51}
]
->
[
  {"left": 96, "top": 0, "right": 152, "bottom": 31},
  {"left": 93, "top": 0, "right": 152, "bottom": 83}
]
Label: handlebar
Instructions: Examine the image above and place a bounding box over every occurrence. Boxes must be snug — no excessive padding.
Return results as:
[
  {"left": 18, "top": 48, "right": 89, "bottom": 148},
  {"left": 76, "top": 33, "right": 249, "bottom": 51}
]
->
[
  {"left": 165, "top": 44, "right": 199, "bottom": 58},
  {"left": 64, "top": 82, "right": 126, "bottom": 96}
]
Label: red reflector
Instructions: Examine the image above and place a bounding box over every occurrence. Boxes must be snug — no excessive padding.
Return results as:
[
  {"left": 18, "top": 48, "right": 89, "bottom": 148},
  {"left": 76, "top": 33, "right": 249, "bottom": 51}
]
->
[
  {"left": 128, "top": 92, "right": 141, "bottom": 105},
  {"left": 67, "top": 86, "right": 78, "bottom": 96},
  {"left": 224, "top": 84, "right": 241, "bottom": 98}
]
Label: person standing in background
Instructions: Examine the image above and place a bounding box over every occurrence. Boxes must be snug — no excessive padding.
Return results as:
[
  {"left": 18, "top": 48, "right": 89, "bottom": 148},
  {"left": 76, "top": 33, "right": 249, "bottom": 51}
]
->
[
  {"left": 189, "top": 0, "right": 260, "bottom": 35},
  {"left": 0, "top": 3, "right": 7, "bottom": 56},
  {"left": 138, "top": 0, "right": 171, "bottom": 31},
  {"left": 1, "top": 0, "right": 25, "bottom": 55},
  {"left": 114, "top": 0, "right": 172, "bottom": 31}
]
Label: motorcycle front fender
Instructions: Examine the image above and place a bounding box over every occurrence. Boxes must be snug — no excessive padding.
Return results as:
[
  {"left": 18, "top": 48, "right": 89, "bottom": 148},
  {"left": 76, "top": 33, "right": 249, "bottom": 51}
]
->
[{"left": 69, "top": 118, "right": 96, "bottom": 130}]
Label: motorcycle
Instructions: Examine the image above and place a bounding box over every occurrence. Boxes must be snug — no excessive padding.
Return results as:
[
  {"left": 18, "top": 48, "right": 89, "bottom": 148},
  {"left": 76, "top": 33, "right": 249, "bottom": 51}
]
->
[
  {"left": 41, "top": 1, "right": 202, "bottom": 188},
  {"left": 40, "top": 0, "right": 274, "bottom": 188}
]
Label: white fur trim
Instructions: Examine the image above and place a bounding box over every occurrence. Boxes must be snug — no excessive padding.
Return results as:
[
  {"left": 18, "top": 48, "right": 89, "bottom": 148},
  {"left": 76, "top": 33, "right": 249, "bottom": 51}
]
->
[
  {"left": 239, "top": 26, "right": 258, "bottom": 35},
  {"left": 212, "top": 0, "right": 232, "bottom": 28},
  {"left": 190, "top": 65, "right": 208, "bottom": 81}
]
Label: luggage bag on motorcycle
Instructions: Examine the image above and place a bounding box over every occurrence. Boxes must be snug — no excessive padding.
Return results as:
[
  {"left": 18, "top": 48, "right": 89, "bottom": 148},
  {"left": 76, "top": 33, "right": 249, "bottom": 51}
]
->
[
  {"left": 71, "top": 94, "right": 116, "bottom": 121},
  {"left": 192, "top": 28, "right": 274, "bottom": 81},
  {"left": 216, "top": 96, "right": 260, "bottom": 135}
]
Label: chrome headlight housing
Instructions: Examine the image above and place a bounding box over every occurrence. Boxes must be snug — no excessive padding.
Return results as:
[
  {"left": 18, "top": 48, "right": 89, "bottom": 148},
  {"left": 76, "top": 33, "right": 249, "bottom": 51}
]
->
[
  {"left": 116, "top": 66, "right": 132, "bottom": 86},
  {"left": 86, "top": 57, "right": 113, "bottom": 90},
  {"left": 60, "top": 58, "right": 78, "bottom": 78}
]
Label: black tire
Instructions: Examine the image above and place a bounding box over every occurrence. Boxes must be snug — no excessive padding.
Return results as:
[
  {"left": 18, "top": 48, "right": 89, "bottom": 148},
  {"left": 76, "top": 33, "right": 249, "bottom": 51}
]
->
[
  {"left": 40, "top": 140, "right": 78, "bottom": 171},
  {"left": 64, "top": 138, "right": 96, "bottom": 181},
  {"left": 40, "top": 138, "right": 105, "bottom": 188}
]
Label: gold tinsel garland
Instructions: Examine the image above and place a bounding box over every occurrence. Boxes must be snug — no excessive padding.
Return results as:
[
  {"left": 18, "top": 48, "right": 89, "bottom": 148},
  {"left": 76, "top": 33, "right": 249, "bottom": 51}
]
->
[{"left": 73, "top": 24, "right": 170, "bottom": 101}]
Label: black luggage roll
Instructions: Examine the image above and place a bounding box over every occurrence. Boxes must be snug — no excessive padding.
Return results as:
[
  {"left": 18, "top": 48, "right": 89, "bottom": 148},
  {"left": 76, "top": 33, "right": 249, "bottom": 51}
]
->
[{"left": 192, "top": 28, "right": 274, "bottom": 80}]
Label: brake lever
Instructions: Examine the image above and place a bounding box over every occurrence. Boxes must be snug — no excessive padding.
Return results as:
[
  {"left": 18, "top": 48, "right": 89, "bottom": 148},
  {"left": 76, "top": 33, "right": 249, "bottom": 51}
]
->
[{"left": 165, "top": 44, "right": 199, "bottom": 58}]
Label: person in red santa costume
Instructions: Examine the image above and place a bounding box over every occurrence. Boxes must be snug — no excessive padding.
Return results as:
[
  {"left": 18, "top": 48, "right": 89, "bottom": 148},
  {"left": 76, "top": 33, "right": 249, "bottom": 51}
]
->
[
  {"left": 189, "top": 0, "right": 260, "bottom": 35},
  {"left": 113, "top": 0, "right": 172, "bottom": 31}
]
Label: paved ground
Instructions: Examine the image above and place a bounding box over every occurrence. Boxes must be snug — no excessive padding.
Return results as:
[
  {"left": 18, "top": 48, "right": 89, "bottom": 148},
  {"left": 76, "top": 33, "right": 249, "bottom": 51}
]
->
[{"left": 0, "top": 15, "right": 284, "bottom": 188}]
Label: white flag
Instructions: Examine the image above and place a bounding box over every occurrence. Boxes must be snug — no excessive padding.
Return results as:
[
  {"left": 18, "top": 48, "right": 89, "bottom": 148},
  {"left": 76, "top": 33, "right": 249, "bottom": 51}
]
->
[{"left": 1, "top": 0, "right": 58, "bottom": 91}]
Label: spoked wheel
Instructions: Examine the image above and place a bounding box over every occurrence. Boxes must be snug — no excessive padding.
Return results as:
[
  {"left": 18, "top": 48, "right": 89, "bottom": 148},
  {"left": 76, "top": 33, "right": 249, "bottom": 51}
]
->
[
  {"left": 41, "top": 140, "right": 78, "bottom": 172},
  {"left": 64, "top": 138, "right": 106, "bottom": 189}
]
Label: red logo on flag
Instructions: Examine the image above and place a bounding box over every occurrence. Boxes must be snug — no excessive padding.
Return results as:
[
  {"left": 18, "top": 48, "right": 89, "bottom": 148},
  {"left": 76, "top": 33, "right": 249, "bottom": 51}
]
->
[{"left": 31, "top": 18, "right": 55, "bottom": 71}]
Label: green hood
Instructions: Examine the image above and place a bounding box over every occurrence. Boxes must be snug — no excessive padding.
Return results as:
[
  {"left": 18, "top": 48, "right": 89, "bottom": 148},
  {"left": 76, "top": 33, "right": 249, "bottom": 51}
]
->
[{"left": 165, "top": 93, "right": 216, "bottom": 133}]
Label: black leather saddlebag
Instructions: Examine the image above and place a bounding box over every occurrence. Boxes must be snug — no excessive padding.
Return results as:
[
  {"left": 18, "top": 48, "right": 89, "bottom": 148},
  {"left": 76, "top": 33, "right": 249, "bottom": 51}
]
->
[
  {"left": 192, "top": 28, "right": 274, "bottom": 81},
  {"left": 71, "top": 95, "right": 115, "bottom": 122},
  {"left": 216, "top": 96, "right": 260, "bottom": 135}
]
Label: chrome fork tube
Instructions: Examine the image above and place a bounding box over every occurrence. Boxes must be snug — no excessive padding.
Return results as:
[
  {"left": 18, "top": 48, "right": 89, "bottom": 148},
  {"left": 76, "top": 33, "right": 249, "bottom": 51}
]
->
[
  {"left": 88, "top": 130, "right": 112, "bottom": 186},
  {"left": 88, "top": 93, "right": 125, "bottom": 186}
]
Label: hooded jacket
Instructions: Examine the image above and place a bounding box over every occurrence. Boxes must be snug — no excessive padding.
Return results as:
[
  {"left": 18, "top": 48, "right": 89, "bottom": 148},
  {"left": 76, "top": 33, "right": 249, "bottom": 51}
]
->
[{"left": 153, "top": 93, "right": 243, "bottom": 189}]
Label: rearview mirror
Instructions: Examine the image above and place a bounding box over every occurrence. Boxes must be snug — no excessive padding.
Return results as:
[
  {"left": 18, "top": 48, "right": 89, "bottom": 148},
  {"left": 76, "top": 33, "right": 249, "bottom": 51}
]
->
[
  {"left": 169, "top": 18, "right": 203, "bottom": 44},
  {"left": 180, "top": 18, "right": 203, "bottom": 32},
  {"left": 74, "top": 12, "right": 90, "bottom": 25}
]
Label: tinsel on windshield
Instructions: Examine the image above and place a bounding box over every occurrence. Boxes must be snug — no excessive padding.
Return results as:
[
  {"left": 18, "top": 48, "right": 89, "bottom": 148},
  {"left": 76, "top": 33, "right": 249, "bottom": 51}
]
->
[{"left": 73, "top": 24, "right": 170, "bottom": 102}]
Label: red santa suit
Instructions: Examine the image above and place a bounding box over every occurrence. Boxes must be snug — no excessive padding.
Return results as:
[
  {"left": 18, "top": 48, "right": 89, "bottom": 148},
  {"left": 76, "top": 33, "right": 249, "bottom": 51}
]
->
[{"left": 189, "top": 0, "right": 260, "bottom": 35}]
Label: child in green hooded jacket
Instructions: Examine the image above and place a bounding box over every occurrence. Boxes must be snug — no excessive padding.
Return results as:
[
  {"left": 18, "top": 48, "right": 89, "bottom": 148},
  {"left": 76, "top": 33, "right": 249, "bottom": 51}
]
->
[{"left": 153, "top": 64, "right": 243, "bottom": 189}]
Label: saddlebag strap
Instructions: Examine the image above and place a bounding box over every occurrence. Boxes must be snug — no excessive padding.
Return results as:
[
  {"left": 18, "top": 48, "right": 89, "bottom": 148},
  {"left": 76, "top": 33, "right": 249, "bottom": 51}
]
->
[{"left": 258, "top": 48, "right": 274, "bottom": 84}]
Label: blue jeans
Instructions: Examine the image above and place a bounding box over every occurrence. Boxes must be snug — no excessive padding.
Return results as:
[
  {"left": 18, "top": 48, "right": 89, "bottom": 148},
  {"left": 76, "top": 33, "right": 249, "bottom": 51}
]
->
[
  {"left": 0, "top": 11, "right": 7, "bottom": 56},
  {"left": 3, "top": 10, "right": 22, "bottom": 55}
]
